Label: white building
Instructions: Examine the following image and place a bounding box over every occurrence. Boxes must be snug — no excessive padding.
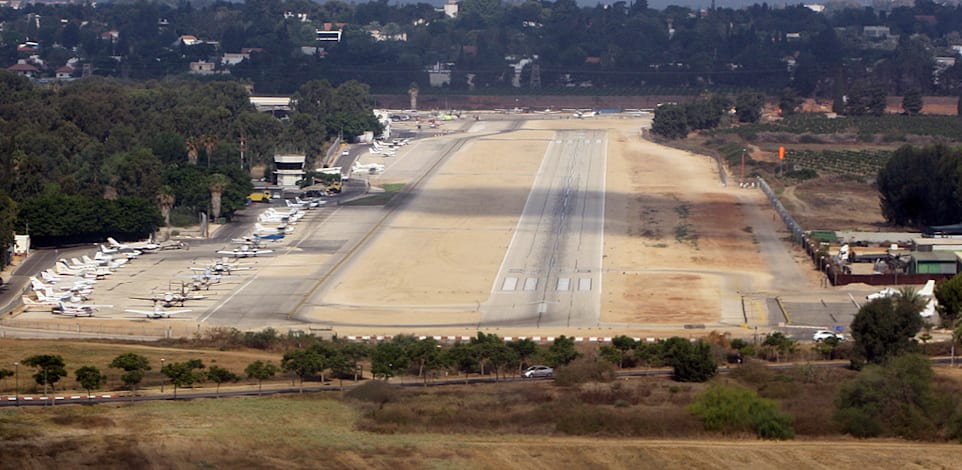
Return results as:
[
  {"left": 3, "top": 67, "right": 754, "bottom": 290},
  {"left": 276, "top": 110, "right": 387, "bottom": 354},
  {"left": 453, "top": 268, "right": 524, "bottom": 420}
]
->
[{"left": 273, "top": 154, "right": 306, "bottom": 188}]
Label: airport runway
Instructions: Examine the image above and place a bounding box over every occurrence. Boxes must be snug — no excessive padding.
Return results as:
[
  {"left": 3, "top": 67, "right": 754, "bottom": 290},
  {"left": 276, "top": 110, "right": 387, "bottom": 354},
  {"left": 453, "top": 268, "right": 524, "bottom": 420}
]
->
[{"left": 480, "top": 129, "right": 606, "bottom": 328}]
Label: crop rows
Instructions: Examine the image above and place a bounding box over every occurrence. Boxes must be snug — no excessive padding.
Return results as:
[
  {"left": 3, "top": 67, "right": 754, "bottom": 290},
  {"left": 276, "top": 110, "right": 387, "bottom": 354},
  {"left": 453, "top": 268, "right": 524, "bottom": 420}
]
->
[
  {"left": 784, "top": 149, "right": 891, "bottom": 176},
  {"left": 718, "top": 114, "right": 962, "bottom": 140}
]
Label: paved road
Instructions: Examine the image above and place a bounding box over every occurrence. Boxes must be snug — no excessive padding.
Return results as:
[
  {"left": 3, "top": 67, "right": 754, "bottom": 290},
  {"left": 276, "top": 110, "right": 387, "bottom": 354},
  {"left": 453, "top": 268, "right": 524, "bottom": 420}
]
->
[{"left": 481, "top": 129, "right": 606, "bottom": 328}]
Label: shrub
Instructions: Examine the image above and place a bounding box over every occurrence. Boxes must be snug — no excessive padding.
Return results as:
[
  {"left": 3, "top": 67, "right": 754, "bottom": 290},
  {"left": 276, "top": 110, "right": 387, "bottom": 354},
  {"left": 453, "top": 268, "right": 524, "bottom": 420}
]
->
[
  {"left": 554, "top": 356, "right": 616, "bottom": 386},
  {"left": 663, "top": 338, "right": 718, "bottom": 382},
  {"left": 834, "top": 354, "right": 938, "bottom": 440},
  {"left": 346, "top": 380, "right": 400, "bottom": 407},
  {"left": 688, "top": 384, "right": 795, "bottom": 439}
]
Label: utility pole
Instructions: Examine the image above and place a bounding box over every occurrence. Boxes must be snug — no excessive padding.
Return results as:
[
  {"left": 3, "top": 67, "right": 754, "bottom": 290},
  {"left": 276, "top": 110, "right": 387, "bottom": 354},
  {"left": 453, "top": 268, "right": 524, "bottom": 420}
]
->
[
  {"left": 741, "top": 148, "right": 746, "bottom": 185},
  {"left": 13, "top": 362, "right": 19, "bottom": 405}
]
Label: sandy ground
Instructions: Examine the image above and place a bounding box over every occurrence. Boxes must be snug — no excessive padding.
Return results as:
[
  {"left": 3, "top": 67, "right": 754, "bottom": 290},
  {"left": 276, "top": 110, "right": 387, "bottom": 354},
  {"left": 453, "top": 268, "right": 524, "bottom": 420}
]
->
[{"left": 307, "top": 116, "right": 783, "bottom": 337}]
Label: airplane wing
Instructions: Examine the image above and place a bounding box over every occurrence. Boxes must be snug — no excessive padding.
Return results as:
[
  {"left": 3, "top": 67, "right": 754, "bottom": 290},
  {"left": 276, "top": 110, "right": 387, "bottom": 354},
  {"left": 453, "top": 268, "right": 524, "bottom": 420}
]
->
[
  {"left": 164, "top": 309, "right": 192, "bottom": 315},
  {"left": 125, "top": 309, "right": 161, "bottom": 314}
]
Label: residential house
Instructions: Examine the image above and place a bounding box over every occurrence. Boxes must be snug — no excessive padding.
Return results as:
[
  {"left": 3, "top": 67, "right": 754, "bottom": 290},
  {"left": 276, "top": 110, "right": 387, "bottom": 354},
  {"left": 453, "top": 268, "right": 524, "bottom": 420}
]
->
[
  {"left": 7, "top": 61, "right": 39, "bottom": 78},
  {"left": 189, "top": 60, "right": 215, "bottom": 75}
]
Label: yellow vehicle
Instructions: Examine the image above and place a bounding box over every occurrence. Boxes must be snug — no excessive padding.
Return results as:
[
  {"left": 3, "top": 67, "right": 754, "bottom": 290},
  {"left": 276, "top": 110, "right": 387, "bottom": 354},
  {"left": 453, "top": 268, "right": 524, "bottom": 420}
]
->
[{"left": 248, "top": 191, "right": 272, "bottom": 203}]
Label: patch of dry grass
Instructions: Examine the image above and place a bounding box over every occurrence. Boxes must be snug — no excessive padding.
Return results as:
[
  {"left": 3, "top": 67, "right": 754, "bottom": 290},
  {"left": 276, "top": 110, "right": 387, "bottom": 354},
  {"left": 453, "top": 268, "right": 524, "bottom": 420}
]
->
[{"left": 0, "top": 338, "right": 283, "bottom": 395}]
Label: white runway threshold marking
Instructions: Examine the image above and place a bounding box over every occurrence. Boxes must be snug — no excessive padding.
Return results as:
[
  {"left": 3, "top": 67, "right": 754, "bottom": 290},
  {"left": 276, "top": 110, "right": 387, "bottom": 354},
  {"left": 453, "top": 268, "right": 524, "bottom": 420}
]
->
[
  {"left": 557, "top": 278, "right": 570, "bottom": 291},
  {"left": 578, "top": 278, "right": 592, "bottom": 292},
  {"left": 523, "top": 278, "right": 538, "bottom": 291},
  {"left": 502, "top": 277, "right": 518, "bottom": 291}
]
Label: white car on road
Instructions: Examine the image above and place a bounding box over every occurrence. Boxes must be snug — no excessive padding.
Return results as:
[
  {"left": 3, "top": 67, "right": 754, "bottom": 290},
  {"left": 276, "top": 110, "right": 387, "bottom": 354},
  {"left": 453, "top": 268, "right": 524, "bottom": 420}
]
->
[{"left": 813, "top": 330, "right": 845, "bottom": 342}]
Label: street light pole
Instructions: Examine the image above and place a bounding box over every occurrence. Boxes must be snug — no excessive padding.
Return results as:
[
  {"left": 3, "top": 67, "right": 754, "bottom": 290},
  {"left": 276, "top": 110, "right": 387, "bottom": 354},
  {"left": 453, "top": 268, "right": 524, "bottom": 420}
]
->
[
  {"left": 160, "top": 358, "right": 166, "bottom": 393},
  {"left": 13, "top": 362, "right": 19, "bottom": 405}
]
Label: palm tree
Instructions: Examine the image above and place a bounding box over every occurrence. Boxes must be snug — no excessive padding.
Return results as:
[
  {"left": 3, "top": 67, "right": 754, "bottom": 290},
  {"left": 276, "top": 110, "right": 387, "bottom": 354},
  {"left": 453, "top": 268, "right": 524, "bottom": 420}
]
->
[
  {"left": 208, "top": 173, "right": 230, "bottom": 220},
  {"left": 157, "top": 185, "right": 176, "bottom": 238},
  {"left": 185, "top": 137, "right": 201, "bottom": 164},
  {"left": 202, "top": 135, "right": 218, "bottom": 169},
  {"left": 896, "top": 286, "right": 928, "bottom": 314}
]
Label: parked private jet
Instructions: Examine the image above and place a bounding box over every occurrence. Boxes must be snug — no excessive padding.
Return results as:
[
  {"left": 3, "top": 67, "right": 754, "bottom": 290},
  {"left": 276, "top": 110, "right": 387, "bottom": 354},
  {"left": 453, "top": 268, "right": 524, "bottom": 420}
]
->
[
  {"left": 865, "top": 280, "right": 938, "bottom": 318},
  {"left": 107, "top": 236, "right": 160, "bottom": 252},
  {"left": 125, "top": 305, "right": 192, "bottom": 319},
  {"left": 217, "top": 245, "right": 273, "bottom": 258},
  {"left": 131, "top": 291, "right": 207, "bottom": 308}
]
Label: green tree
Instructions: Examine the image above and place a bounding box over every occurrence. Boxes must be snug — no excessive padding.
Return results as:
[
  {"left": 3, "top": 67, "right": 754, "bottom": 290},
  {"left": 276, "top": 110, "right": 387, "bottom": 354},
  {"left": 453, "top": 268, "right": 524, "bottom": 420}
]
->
[
  {"left": 850, "top": 297, "right": 924, "bottom": 367},
  {"left": 835, "top": 354, "right": 937, "bottom": 439},
  {"left": 507, "top": 338, "right": 538, "bottom": 376},
  {"left": 663, "top": 337, "right": 717, "bottom": 382},
  {"left": 208, "top": 173, "right": 231, "bottom": 220},
  {"left": 74, "top": 365, "right": 106, "bottom": 397},
  {"left": 778, "top": 88, "right": 804, "bottom": 116},
  {"left": 0, "top": 368, "right": 15, "bottom": 391},
  {"left": 866, "top": 84, "right": 888, "bottom": 116},
  {"left": 902, "top": 89, "right": 923, "bottom": 115},
  {"left": 546, "top": 335, "right": 579, "bottom": 367},
  {"left": 161, "top": 360, "right": 205, "bottom": 398},
  {"left": 735, "top": 91, "right": 765, "bottom": 123},
  {"left": 407, "top": 337, "right": 443, "bottom": 384},
  {"left": 689, "top": 384, "right": 795, "bottom": 439},
  {"left": 610, "top": 335, "right": 637, "bottom": 368},
  {"left": 761, "top": 332, "right": 798, "bottom": 362},
  {"left": 281, "top": 348, "right": 324, "bottom": 392},
  {"left": 935, "top": 275, "right": 962, "bottom": 327},
  {"left": 444, "top": 341, "right": 477, "bottom": 383},
  {"left": 651, "top": 104, "right": 689, "bottom": 139},
  {"left": 370, "top": 341, "right": 408, "bottom": 380},
  {"left": 22, "top": 354, "right": 67, "bottom": 395},
  {"left": 245, "top": 360, "right": 279, "bottom": 395},
  {"left": 109, "top": 353, "right": 151, "bottom": 394},
  {"left": 206, "top": 365, "right": 240, "bottom": 397}
]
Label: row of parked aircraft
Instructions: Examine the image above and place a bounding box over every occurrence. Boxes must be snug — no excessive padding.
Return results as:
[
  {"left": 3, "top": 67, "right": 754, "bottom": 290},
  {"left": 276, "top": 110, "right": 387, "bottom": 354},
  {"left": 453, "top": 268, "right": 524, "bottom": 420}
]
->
[{"left": 18, "top": 236, "right": 211, "bottom": 318}]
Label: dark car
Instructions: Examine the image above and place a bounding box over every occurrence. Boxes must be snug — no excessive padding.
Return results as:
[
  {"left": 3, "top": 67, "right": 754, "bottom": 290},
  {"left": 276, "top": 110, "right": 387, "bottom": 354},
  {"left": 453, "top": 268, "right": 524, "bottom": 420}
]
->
[{"left": 522, "top": 365, "right": 553, "bottom": 378}]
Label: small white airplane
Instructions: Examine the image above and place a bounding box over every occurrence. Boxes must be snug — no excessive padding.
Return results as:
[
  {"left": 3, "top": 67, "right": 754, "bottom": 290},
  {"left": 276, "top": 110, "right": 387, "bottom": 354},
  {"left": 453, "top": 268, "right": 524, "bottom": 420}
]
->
[
  {"left": 866, "top": 287, "right": 899, "bottom": 300},
  {"left": 107, "top": 236, "right": 160, "bottom": 252},
  {"left": 296, "top": 196, "right": 325, "bottom": 208},
  {"left": 85, "top": 254, "right": 127, "bottom": 269},
  {"left": 258, "top": 208, "right": 303, "bottom": 223},
  {"left": 192, "top": 259, "right": 250, "bottom": 275},
  {"left": 866, "top": 280, "right": 938, "bottom": 318},
  {"left": 52, "top": 301, "right": 111, "bottom": 317},
  {"left": 217, "top": 245, "right": 273, "bottom": 258},
  {"left": 131, "top": 291, "right": 207, "bottom": 308},
  {"left": 36, "top": 288, "right": 90, "bottom": 304},
  {"left": 125, "top": 305, "right": 192, "bottom": 319},
  {"left": 353, "top": 162, "right": 385, "bottom": 175}
]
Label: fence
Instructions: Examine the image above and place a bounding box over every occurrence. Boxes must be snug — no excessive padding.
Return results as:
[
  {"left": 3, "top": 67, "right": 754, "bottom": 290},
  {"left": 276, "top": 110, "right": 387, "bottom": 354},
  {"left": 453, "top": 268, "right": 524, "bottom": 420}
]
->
[{"left": 0, "top": 319, "right": 198, "bottom": 339}]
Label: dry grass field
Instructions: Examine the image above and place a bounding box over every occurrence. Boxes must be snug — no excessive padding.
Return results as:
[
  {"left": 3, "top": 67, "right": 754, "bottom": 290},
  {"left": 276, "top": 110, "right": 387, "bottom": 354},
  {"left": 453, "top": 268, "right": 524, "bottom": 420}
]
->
[{"left": 5, "top": 370, "right": 962, "bottom": 469}]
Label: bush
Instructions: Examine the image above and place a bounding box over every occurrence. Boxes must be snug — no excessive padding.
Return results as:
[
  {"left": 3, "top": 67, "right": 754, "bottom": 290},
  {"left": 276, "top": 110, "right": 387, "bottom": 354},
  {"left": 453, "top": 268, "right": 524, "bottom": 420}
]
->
[
  {"left": 688, "top": 384, "right": 795, "bottom": 439},
  {"left": 346, "top": 380, "right": 401, "bottom": 407},
  {"left": 663, "top": 338, "right": 717, "bottom": 382},
  {"left": 834, "top": 354, "right": 938, "bottom": 440},
  {"left": 554, "top": 356, "right": 616, "bottom": 386}
]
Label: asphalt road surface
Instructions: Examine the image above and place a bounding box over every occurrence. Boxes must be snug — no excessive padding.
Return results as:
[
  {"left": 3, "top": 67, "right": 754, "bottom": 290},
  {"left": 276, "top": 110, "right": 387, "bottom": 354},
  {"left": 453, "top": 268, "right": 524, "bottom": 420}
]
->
[{"left": 481, "top": 129, "right": 606, "bottom": 328}]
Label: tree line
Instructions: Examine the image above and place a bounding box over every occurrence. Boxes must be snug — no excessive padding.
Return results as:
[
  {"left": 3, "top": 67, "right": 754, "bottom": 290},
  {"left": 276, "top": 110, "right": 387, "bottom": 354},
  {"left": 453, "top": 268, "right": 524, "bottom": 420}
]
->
[
  {"left": 0, "top": 72, "right": 380, "bottom": 245},
  {"left": 6, "top": 0, "right": 962, "bottom": 96},
  {"left": 877, "top": 143, "right": 962, "bottom": 228}
]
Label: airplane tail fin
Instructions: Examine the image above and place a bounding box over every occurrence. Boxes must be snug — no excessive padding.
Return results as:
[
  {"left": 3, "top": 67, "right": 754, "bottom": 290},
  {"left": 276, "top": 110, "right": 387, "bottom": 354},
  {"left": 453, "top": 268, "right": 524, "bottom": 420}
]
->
[{"left": 920, "top": 279, "right": 936, "bottom": 297}]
